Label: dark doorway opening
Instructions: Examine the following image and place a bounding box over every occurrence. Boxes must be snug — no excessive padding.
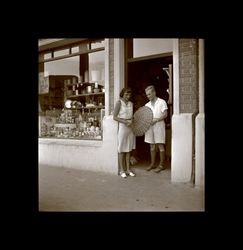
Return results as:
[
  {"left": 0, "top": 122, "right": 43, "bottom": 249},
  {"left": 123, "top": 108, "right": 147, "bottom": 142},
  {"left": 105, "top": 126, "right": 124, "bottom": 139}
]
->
[{"left": 127, "top": 55, "right": 173, "bottom": 169}]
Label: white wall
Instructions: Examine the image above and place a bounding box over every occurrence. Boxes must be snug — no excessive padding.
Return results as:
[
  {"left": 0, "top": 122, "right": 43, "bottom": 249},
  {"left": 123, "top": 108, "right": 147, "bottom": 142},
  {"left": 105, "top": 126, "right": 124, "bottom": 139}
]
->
[
  {"left": 133, "top": 38, "right": 173, "bottom": 58},
  {"left": 39, "top": 115, "right": 119, "bottom": 174}
]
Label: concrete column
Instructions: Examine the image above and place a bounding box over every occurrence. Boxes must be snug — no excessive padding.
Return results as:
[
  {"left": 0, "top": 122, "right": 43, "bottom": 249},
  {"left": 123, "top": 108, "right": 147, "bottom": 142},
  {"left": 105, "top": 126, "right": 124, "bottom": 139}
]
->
[
  {"left": 114, "top": 39, "right": 125, "bottom": 105},
  {"left": 104, "top": 39, "right": 110, "bottom": 116},
  {"left": 195, "top": 39, "right": 205, "bottom": 188},
  {"left": 195, "top": 113, "right": 205, "bottom": 187},
  {"left": 171, "top": 39, "right": 195, "bottom": 183},
  {"left": 171, "top": 113, "right": 193, "bottom": 182},
  {"left": 172, "top": 39, "right": 180, "bottom": 115}
]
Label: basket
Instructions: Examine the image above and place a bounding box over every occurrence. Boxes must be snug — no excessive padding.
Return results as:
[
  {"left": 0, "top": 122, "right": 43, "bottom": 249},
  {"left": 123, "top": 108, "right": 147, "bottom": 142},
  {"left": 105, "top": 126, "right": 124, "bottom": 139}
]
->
[{"left": 131, "top": 106, "right": 153, "bottom": 136}]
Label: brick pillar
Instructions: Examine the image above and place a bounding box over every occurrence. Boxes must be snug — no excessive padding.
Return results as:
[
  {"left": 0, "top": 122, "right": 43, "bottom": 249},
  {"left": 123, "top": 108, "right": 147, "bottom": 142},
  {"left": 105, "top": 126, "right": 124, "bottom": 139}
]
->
[
  {"left": 171, "top": 39, "right": 199, "bottom": 183},
  {"left": 179, "top": 39, "right": 199, "bottom": 114}
]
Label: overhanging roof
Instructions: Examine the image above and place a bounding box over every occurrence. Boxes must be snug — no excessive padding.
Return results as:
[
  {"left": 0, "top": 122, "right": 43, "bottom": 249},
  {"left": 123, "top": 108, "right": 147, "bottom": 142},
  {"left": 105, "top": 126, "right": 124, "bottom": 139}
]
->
[{"left": 38, "top": 38, "right": 88, "bottom": 52}]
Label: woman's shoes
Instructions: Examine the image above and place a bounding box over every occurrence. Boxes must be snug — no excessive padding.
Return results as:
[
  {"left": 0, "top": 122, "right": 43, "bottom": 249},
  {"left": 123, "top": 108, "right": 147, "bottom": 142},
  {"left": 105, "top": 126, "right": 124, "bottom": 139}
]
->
[
  {"left": 120, "top": 171, "right": 135, "bottom": 178},
  {"left": 120, "top": 172, "right": 127, "bottom": 178},
  {"left": 127, "top": 171, "right": 136, "bottom": 177}
]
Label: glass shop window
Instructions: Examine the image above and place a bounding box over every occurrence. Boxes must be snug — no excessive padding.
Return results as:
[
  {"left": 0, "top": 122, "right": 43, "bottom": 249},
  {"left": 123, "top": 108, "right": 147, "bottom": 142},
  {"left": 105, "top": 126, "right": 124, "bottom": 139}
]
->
[
  {"left": 39, "top": 40, "right": 105, "bottom": 140},
  {"left": 133, "top": 38, "right": 173, "bottom": 58}
]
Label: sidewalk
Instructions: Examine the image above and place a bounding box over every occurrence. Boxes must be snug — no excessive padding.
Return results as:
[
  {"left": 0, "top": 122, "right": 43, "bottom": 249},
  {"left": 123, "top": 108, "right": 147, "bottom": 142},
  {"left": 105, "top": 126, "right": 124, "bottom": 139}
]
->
[{"left": 39, "top": 163, "right": 204, "bottom": 211}]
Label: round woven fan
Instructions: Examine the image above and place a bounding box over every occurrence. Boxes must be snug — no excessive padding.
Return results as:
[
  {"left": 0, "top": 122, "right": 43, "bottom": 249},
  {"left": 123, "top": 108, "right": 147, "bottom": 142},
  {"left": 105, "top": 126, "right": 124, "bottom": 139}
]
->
[{"left": 131, "top": 106, "right": 153, "bottom": 136}]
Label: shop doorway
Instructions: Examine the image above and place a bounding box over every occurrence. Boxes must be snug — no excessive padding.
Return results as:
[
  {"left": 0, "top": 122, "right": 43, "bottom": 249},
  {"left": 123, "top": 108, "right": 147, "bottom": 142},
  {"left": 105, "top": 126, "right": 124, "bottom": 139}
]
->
[{"left": 127, "top": 55, "right": 173, "bottom": 170}]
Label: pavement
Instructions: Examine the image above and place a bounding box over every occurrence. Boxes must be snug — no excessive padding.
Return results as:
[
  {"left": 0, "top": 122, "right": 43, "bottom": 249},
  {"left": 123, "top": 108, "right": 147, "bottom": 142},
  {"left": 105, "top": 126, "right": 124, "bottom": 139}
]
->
[{"left": 39, "top": 161, "right": 204, "bottom": 212}]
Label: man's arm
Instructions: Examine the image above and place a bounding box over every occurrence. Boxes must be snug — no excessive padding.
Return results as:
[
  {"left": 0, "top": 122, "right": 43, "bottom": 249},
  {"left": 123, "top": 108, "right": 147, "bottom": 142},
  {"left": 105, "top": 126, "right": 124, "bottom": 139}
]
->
[{"left": 152, "top": 109, "right": 168, "bottom": 125}]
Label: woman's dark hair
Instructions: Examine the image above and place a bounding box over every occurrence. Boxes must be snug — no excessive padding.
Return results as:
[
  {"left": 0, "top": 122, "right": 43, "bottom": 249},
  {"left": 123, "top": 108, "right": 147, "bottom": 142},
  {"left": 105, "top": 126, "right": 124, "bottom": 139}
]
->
[{"left": 120, "top": 87, "right": 132, "bottom": 97}]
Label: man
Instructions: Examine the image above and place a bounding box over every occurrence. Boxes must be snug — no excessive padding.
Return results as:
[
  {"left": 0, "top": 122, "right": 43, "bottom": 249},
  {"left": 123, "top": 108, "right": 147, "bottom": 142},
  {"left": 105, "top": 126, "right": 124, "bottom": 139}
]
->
[{"left": 144, "top": 85, "right": 168, "bottom": 173}]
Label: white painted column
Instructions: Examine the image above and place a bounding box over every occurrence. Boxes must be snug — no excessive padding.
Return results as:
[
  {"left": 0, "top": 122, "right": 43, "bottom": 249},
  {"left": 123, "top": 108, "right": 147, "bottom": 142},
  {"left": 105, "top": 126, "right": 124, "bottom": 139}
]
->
[
  {"left": 195, "top": 39, "right": 205, "bottom": 188},
  {"left": 114, "top": 39, "right": 125, "bottom": 105},
  {"left": 104, "top": 39, "right": 110, "bottom": 116},
  {"left": 172, "top": 39, "right": 180, "bottom": 115},
  {"left": 171, "top": 113, "right": 193, "bottom": 182},
  {"left": 171, "top": 39, "right": 193, "bottom": 182}
]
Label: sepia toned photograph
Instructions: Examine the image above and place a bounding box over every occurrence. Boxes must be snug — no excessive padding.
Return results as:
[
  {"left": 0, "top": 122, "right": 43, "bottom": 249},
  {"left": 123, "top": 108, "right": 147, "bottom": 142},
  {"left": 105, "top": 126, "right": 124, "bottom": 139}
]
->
[{"left": 38, "top": 38, "right": 205, "bottom": 212}]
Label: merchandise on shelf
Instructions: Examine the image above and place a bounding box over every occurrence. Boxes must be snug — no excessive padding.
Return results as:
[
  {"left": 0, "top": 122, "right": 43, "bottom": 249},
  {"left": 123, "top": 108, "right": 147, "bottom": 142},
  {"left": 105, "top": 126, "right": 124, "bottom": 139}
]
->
[
  {"left": 40, "top": 107, "right": 104, "bottom": 140},
  {"left": 39, "top": 76, "right": 105, "bottom": 140}
]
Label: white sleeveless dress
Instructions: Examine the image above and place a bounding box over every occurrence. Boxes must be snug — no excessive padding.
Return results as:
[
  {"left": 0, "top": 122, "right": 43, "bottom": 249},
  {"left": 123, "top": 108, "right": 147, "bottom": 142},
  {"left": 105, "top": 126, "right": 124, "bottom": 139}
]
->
[{"left": 117, "top": 99, "right": 136, "bottom": 153}]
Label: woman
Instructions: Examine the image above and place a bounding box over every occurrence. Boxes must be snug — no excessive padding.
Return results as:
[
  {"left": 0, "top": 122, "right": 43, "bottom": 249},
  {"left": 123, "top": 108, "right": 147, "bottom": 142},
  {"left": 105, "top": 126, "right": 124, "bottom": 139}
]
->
[{"left": 113, "top": 87, "right": 136, "bottom": 178}]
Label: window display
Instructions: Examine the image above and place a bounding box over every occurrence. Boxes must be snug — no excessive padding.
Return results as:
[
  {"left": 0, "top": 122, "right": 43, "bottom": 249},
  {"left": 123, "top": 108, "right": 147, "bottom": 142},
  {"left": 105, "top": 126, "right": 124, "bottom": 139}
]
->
[
  {"left": 38, "top": 39, "right": 105, "bottom": 140},
  {"left": 40, "top": 107, "right": 104, "bottom": 140},
  {"left": 39, "top": 76, "right": 105, "bottom": 140}
]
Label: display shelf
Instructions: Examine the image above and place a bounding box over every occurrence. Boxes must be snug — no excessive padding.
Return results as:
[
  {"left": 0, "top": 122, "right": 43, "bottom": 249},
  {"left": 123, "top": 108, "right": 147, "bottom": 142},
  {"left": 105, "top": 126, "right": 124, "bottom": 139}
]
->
[
  {"left": 83, "top": 105, "right": 105, "bottom": 109},
  {"left": 54, "top": 123, "right": 76, "bottom": 128},
  {"left": 40, "top": 135, "right": 102, "bottom": 141},
  {"left": 71, "top": 105, "right": 105, "bottom": 109},
  {"left": 65, "top": 81, "right": 93, "bottom": 87},
  {"left": 67, "top": 92, "right": 104, "bottom": 98}
]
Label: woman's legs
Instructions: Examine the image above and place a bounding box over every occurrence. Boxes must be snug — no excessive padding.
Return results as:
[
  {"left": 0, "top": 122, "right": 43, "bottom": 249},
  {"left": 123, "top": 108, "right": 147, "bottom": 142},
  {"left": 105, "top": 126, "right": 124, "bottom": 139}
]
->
[
  {"left": 125, "top": 152, "right": 130, "bottom": 172},
  {"left": 118, "top": 152, "right": 126, "bottom": 173},
  {"left": 125, "top": 152, "right": 135, "bottom": 176}
]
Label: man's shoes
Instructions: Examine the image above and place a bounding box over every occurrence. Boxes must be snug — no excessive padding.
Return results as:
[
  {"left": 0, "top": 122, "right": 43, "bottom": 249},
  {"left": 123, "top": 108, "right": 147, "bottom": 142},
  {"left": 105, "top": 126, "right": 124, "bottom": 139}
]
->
[
  {"left": 154, "top": 165, "right": 166, "bottom": 173},
  {"left": 146, "top": 165, "right": 156, "bottom": 171}
]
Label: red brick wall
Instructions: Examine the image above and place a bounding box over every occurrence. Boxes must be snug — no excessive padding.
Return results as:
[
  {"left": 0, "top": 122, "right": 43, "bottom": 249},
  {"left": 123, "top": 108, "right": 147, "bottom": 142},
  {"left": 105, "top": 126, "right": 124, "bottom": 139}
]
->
[{"left": 179, "top": 39, "right": 199, "bottom": 113}]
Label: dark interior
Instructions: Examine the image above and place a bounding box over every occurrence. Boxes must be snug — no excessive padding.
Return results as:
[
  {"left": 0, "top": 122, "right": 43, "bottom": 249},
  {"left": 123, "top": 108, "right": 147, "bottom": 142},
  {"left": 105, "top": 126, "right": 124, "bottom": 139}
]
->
[{"left": 127, "top": 56, "right": 173, "bottom": 164}]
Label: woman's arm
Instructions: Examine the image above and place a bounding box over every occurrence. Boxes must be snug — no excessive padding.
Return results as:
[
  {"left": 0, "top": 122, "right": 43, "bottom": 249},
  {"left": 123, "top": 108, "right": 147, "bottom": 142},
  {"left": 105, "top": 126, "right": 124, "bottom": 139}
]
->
[{"left": 113, "top": 100, "right": 130, "bottom": 125}]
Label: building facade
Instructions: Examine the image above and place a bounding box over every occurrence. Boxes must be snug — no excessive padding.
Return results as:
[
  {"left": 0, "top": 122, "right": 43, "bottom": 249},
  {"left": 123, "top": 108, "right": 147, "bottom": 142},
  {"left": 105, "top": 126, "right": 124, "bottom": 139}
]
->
[{"left": 38, "top": 38, "right": 205, "bottom": 188}]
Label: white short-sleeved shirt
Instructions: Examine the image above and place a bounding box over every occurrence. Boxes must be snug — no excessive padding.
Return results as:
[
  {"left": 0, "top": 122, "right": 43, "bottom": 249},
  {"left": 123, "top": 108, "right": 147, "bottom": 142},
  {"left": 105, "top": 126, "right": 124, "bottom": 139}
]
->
[
  {"left": 145, "top": 97, "right": 168, "bottom": 144},
  {"left": 145, "top": 97, "right": 168, "bottom": 119}
]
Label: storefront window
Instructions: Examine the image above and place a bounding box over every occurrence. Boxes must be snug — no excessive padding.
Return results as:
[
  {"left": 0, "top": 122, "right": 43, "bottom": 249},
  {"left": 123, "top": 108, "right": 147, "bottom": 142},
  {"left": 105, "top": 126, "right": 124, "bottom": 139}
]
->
[
  {"left": 71, "top": 46, "right": 79, "bottom": 53},
  {"left": 54, "top": 48, "right": 70, "bottom": 57},
  {"left": 89, "top": 50, "right": 105, "bottom": 85},
  {"left": 44, "top": 53, "right": 52, "bottom": 60},
  {"left": 39, "top": 39, "right": 105, "bottom": 140},
  {"left": 133, "top": 39, "right": 173, "bottom": 58}
]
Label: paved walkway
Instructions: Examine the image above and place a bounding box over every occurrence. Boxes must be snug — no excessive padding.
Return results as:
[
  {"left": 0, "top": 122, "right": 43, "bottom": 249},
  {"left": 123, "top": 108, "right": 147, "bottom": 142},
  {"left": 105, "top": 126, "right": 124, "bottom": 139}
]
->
[{"left": 39, "top": 163, "right": 204, "bottom": 211}]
